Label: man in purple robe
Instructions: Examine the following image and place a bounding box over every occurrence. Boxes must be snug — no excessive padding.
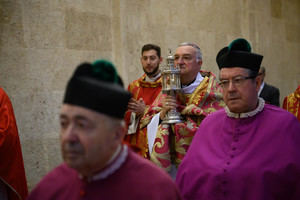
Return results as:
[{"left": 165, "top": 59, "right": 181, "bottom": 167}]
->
[
  {"left": 27, "top": 60, "right": 181, "bottom": 200},
  {"left": 176, "top": 38, "right": 300, "bottom": 200}
]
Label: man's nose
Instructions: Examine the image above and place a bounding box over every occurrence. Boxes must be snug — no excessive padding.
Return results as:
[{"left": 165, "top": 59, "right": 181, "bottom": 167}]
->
[
  {"left": 146, "top": 58, "right": 151, "bottom": 64},
  {"left": 227, "top": 80, "right": 237, "bottom": 91},
  {"left": 61, "top": 125, "right": 78, "bottom": 142},
  {"left": 175, "top": 57, "right": 184, "bottom": 65}
]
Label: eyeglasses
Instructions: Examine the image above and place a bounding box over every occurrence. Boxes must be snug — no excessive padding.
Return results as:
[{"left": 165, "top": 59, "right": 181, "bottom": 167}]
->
[{"left": 219, "top": 76, "right": 256, "bottom": 89}]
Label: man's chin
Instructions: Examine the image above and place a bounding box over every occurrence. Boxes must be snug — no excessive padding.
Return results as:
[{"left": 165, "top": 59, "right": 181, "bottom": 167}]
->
[
  {"left": 227, "top": 101, "right": 243, "bottom": 113},
  {"left": 63, "top": 154, "right": 82, "bottom": 168},
  {"left": 145, "top": 70, "right": 158, "bottom": 77},
  {"left": 145, "top": 72, "right": 154, "bottom": 76},
  {"left": 144, "top": 66, "right": 159, "bottom": 77},
  {"left": 65, "top": 159, "right": 82, "bottom": 170},
  {"left": 227, "top": 105, "right": 249, "bottom": 114}
]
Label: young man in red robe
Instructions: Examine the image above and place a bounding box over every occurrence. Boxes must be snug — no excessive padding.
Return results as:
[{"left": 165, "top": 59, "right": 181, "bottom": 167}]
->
[
  {"left": 124, "top": 44, "right": 163, "bottom": 158},
  {"left": 0, "top": 87, "right": 28, "bottom": 200},
  {"left": 27, "top": 60, "right": 181, "bottom": 200}
]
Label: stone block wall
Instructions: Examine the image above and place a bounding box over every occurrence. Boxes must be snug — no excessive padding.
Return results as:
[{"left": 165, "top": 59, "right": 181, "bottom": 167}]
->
[{"left": 0, "top": 0, "right": 299, "bottom": 190}]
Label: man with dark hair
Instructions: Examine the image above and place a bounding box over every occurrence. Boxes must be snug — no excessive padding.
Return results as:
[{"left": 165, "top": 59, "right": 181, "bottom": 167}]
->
[
  {"left": 258, "top": 66, "right": 280, "bottom": 106},
  {"left": 176, "top": 38, "right": 300, "bottom": 200},
  {"left": 27, "top": 60, "right": 181, "bottom": 200},
  {"left": 125, "top": 44, "right": 163, "bottom": 159}
]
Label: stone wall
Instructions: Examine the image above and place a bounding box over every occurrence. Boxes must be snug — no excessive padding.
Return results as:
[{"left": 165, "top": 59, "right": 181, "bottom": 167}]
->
[{"left": 0, "top": 0, "right": 299, "bottom": 190}]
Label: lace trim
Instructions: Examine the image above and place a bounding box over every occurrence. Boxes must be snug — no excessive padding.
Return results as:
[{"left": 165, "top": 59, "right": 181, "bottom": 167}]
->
[{"left": 225, "top": 97, "right": 265, "bottom": 118}]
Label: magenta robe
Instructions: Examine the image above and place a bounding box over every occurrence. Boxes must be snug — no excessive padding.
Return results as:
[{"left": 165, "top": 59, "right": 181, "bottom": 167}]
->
[
  {"left": 28, "top": 147, "right": 181, "bottom": 200},
  {"left": 176, "top": 104, "right": 300, "bottom": 200}
]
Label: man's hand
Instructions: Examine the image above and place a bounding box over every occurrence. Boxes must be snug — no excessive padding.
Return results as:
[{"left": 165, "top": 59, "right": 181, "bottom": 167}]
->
[
  {"left": 127, "top": 98, "right": 146, "bottom": 116},
  {"left": 160, "top": 95, "right": 177, "bottom": 120}
]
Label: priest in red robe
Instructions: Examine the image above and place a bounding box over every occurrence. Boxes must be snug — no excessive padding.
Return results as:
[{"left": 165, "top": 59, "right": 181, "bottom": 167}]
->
[
  {"left": 140, "top": 42, "right": 225, "bottom": 176},
  {"left": 124, "top": 44, "right": 163, "bottom": 158}
]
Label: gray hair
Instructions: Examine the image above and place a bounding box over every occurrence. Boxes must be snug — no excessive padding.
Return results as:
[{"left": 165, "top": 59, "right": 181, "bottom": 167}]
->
[
  {"left": 178, "top": 42, "right": 202, "bottom": 61},
  {"left": 245, "top": 68, "right": 258, "bottom": 80}
]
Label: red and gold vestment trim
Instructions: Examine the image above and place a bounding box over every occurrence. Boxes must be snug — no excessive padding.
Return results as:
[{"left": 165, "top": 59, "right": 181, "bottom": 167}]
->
[
  {"left": 124, "top": 74, "right": 162, "bottom": 158},
  {"left": 141, "top": 71, "right": 225, "bottom": 172},
  {"left": 283, "top": 85, "right": 300, "bottom": 121}
]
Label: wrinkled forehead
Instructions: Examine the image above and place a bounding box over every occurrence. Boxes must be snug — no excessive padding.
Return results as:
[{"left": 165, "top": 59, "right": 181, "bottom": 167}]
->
[{"left": 219, "top": 67, "right": 249, "bottom": 79}]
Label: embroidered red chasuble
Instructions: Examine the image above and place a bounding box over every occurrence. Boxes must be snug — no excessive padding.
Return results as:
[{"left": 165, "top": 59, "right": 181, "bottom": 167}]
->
[
  {"left": 124, "top": 74, "right": 162, "bottom": 158},
  {"left": 140, "top": 71, "right": 225, "bottom": 172}
]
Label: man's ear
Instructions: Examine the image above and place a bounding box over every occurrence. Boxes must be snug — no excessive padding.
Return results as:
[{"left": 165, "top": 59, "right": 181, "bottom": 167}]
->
[
  {"left": 159, "top": 57, "right": 163, "bottom": 64},
  {"left": 255, "top": 75, "right": 261, "bottom": 93},
  {"left": 198, "top": 59, "right": 203, "bottom": 67}
]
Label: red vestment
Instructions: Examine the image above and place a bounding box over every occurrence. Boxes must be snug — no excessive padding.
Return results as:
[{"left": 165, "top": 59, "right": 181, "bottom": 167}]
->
[
  {"left": 283, "top": 85, "right": 300, "bottom": 121},
  {"left": 124, "top": 74, "right": 162, "bottom": 158},
  {"left": 0, "top": 88, "right": 28, "bottom": 200},
  {"left": 141, "top": 71, "right": 225, "bottom": 172}
]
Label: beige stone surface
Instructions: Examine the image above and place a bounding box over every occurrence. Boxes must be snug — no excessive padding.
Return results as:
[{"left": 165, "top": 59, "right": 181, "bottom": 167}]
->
[
  {"left": 65, "top": 8, "right": 112, "bottom": 51},
  {"left": 0, "top": 0, "right": 299, "bottom": 191}
]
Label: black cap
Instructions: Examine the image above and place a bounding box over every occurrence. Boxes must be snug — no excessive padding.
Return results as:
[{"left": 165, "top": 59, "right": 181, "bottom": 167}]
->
[
  {"left": 63, "top": 60, "right": 131, "bottom": 119},
  {"left": 216, "top": 38, "right": 263, "bottom": 74}
]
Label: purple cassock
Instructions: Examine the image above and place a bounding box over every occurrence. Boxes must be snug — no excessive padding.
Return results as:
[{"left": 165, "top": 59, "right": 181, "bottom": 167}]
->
[
  {"left": 176, "top": 99, "right": 300, "bottom": 200},
  {"left": 28, "top": 145, "right": 181, "bottom": 200}
]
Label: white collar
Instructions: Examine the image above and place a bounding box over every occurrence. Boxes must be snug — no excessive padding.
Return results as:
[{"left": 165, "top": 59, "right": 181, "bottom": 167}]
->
[
  {"left": 145, "top": 72, "right": 161, "bottom": 82},
  {"left": 182, "top": 72, "right": 204, "bottom": 94},
  {"left": 80, "top": 145, "right": 128, "bottom": 182},
  {"left": 225, "top": 97, "right": 265, "bottom": 118}
]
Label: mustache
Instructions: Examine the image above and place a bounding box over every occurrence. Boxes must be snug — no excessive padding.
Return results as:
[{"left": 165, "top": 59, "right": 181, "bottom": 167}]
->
[
  {"left": 62, "top": 142, "right": 84, "bottom": 154},
  {"left": 227, "top": 94, "right": 240, "bottom": 100}
]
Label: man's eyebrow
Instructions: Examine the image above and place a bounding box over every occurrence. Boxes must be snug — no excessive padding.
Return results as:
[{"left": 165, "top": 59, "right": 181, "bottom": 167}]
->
[
  {"left": 219, "top": 75, "right": 247, "bottom": 80},
  {"left": 174, "top": 53, "right": 192, "bottom": 57},
  {"left": 75, "top": 115, "right": 87, "bottom": 120},
  {"left": 59, "top": 114, "right": 90, "bottom": 121},
  {"left": 60, "top": 114, "right": 67, "bottom": 120}
]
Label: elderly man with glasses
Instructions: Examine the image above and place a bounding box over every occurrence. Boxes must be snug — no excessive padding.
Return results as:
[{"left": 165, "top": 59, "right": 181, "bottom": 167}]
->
[{"left": 176, "top": 38, "right": 300, "bottom": 200}]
